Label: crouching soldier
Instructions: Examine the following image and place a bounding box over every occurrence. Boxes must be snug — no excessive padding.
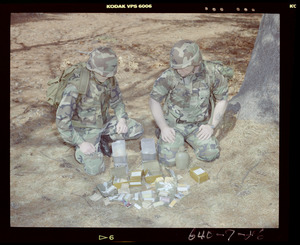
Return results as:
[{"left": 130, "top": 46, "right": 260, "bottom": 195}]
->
[
  {"left": 149, "top": 40, "right": 229, "bottom": 166},
  {"left": 56, "top": 47, "right": 144, "bottom": 175}
]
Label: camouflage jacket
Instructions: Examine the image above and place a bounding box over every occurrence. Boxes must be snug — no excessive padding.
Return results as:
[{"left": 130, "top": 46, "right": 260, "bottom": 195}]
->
[
  {"left": 150, "top": 61, "right": 228, "bottom": 123},
  {"left": 56, "top": 69, "right": 128, "bottom": 146}
]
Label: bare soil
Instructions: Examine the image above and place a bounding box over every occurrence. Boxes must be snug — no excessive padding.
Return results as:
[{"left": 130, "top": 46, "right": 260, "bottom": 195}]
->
[{"left": 10, "top": 13, "right": 279, "bottom": 229}]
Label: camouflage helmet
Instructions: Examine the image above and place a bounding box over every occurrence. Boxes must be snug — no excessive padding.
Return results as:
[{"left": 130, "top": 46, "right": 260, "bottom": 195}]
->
[
  {"left": 86, "top": 47, "right": 118, "bottom": 77},
  {"left": 170, "top": 40, "right": 202, "bottom": 69}
]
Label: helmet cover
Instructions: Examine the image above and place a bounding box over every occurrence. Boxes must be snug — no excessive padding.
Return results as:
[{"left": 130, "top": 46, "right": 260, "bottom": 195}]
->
[
  {"left": 86, "top": 47, "right": 118, "bottom": 77},
  {"left": 170, "top": 40, "right": 202, "bottom": 69}
]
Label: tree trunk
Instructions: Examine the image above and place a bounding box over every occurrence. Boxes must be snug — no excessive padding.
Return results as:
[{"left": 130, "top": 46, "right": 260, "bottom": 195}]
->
[
  {"left": 216, "top": 14, "right": 279, "bottom": 141},
  {"left": 228, "top": 14, "right": 280, "bottom": 124}
]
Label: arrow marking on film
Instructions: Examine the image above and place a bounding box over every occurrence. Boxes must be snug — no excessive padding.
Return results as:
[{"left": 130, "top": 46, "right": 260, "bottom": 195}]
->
[{"left": 99, "top": 235, "right": 108, "bottom": 240}]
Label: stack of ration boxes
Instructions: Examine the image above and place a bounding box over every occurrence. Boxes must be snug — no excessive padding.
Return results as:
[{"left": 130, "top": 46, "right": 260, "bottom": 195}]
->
[
  {"left": 97, "top": 138, "right": 209, "bottom": 209},
  {"left": 140, "top": 138, "right": 163, "bottom": 184},
  {"left": 111, "top": 140, "right": 129, "bottom": 188}
]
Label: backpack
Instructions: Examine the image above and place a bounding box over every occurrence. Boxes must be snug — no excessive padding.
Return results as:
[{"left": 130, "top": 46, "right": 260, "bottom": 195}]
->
[
  {"left": 46, "top": 62, "right": 90, "bottom": 108},
  {"left": 206, "top": 60, "right": 234, "bottom": 81}
]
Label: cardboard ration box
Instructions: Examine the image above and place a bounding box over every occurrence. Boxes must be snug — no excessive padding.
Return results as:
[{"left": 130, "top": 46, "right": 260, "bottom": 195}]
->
[
  {"left": 112, "top": 140, "right": 126, "bottom": 156},
  {"left": 142, "top": 160, "right": 162, "bottom": 183},
  {"left": 113, "top": 162, "right": 129, "bottom": 174},
  {"left": 141, "top": 152, "right": 157, "bottom": 162},
  {"left": 141, "top": 138, "right": 157, "bottom": 162},
  {"left": 129, "top": 181, "right": 142, "bottom": 187},
  {"left": 113, "top": 155, "right": 128, "bottom": 164},
  {"left": 113, "top": 177, "right": 129, "bottom": 189},
  {"left": 111, "top": 165, "right": 127, "bottom": 177},
  {"left": 129, "top": 170, "right": 143, "bottom": 187},
  {"left": 153, "top": 201, "right": 164, "bottom": 207},
  {"left": 118, "top": 183, "right": 130, "bottom": 194},
  {"left": 144, "top": 170, "right": 163, "bottom": 184},
  {"left": 155, "top": 176, "right": 177, "bottom": 200},
  {"left": 177, "top": 183, "right": 190, "bottom": 193},
  {"left": 112, "top": 140, "right": 128, "bottom": 166},
  {"left": 110, "top": 166, "right": 129, "bottom": 189},
  {"left": 189, "top": 167, "right": 209, "bottom": 183},
  {"left": 130, "top": 171, "right": 142, "bottom": 182},
  {"left": 141, "top": 190, "right": 155, "bottom": 202}
]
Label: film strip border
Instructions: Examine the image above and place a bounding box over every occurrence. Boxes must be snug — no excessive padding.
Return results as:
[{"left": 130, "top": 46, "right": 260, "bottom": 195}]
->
[
  {"left": 146, "top": 2, "right": 295, "bottom": 13},
  {"left": 7, "top": 2, "right": 296, "bottom": 13}
]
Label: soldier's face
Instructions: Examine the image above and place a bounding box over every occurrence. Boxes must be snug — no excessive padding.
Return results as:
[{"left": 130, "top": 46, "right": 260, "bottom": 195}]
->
[
  {"left": 176, "top": 66, "right": 194, "bottom": 77},
  {"left": 94, "top": 72, "right": 108, "bottom": 83}
]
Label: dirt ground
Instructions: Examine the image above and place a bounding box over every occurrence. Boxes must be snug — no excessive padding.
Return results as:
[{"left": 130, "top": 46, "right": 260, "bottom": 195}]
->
[{"left": 10, "top": 13, "right": 279, "bottom": 229}]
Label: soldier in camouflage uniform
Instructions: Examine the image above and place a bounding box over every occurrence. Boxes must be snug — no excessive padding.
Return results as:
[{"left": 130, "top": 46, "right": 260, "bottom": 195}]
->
[
  {"left": 149, "top": 40, "right": 229, "bottom": 166},
  {"left": 56, "top": 47, "right": 144, "bottom": 175}
]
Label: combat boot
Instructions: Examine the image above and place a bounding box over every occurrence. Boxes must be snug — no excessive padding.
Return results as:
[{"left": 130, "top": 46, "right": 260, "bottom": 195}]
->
[{"left": 99, "top": 135, "right": 113, "bottom": 157}]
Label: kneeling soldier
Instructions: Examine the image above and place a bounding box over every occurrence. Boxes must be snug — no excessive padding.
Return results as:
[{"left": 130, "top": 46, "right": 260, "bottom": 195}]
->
[
  {"left": 149, "top": 40, "right": 229, "bottom": 166},
  {"left": 56, "top": 47, "right": 144, "bottom": 175}
]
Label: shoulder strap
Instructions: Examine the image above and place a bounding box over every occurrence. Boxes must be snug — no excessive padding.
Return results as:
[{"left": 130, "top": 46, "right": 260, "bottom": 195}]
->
[
  {"left": 202, "top": 61, "right": 215, "bottom": 125},
  {"left": 67, "top": 62, "right": 90, "bottom": 95},
  {"left": 110, "top": 76, "right": 116, "bottom": 89},
  {"left": 170, "top": 70, "right": 180, "bottom": 90},
  {"left": 202, "top": 61, "right": 214, "bottom": 90},
  {"left": 77, "top": 65, "right": 90, "bottom": 94}
]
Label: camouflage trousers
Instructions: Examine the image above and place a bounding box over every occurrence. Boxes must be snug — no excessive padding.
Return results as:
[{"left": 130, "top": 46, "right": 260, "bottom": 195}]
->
[
  {"left": 158, "top": 114, "right": 219, "bottom": 166},
  {"left": 75, "top": 116, "right": 144, "bottom": 175}
]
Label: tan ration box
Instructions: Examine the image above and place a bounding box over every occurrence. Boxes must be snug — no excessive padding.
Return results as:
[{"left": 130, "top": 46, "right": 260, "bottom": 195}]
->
[
  {"left": 189, "top": 167, "right": 209, "bottom": 183},
  {"left": 142, "top": 160, "right": 161, "bottom": 172},
  {"left": 113, "top": 177, "right": 129, "bottom": 189},
  {"left": 142, "top": 160, "right": 163, "bottom": 183},
  {"left": 130, "top": 171, "right": 143, "bottom": 182},
  {"left": 129, "top": 181, "right": 142, "bottom": 187},
  {"left": 144, "top": 169, "right": 163, "bottom": 184},
  {"left": 110, "top": 166, "right": 129, "bottom": 189}
]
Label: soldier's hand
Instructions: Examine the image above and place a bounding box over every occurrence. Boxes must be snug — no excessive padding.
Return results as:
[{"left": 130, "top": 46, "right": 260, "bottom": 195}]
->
[
  {"left": 116, "top": 118, "right": 128, "bottom": 134},
  {"left": 79, "top": 141, "right": 96, "bottom": 155},
  {"left": 161, "top": 126, "right": 176, "bottom": 143},
  {"left": 197, "top": 125, "right": 213, "bottom": 140}
]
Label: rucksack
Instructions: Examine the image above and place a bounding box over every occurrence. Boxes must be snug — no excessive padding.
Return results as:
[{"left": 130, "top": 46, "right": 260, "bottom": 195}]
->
[
  {"left": 208, "top": 60, "right": 234, "bottom": 79},
  {"left": 46, "top": 62, "right": 90, "bottom": 108}
]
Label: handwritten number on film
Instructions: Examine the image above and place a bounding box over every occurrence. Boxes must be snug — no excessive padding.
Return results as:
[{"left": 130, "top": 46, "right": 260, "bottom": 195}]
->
[{"left": 188, "top": 229, "right": 264, "bottom": 241}]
